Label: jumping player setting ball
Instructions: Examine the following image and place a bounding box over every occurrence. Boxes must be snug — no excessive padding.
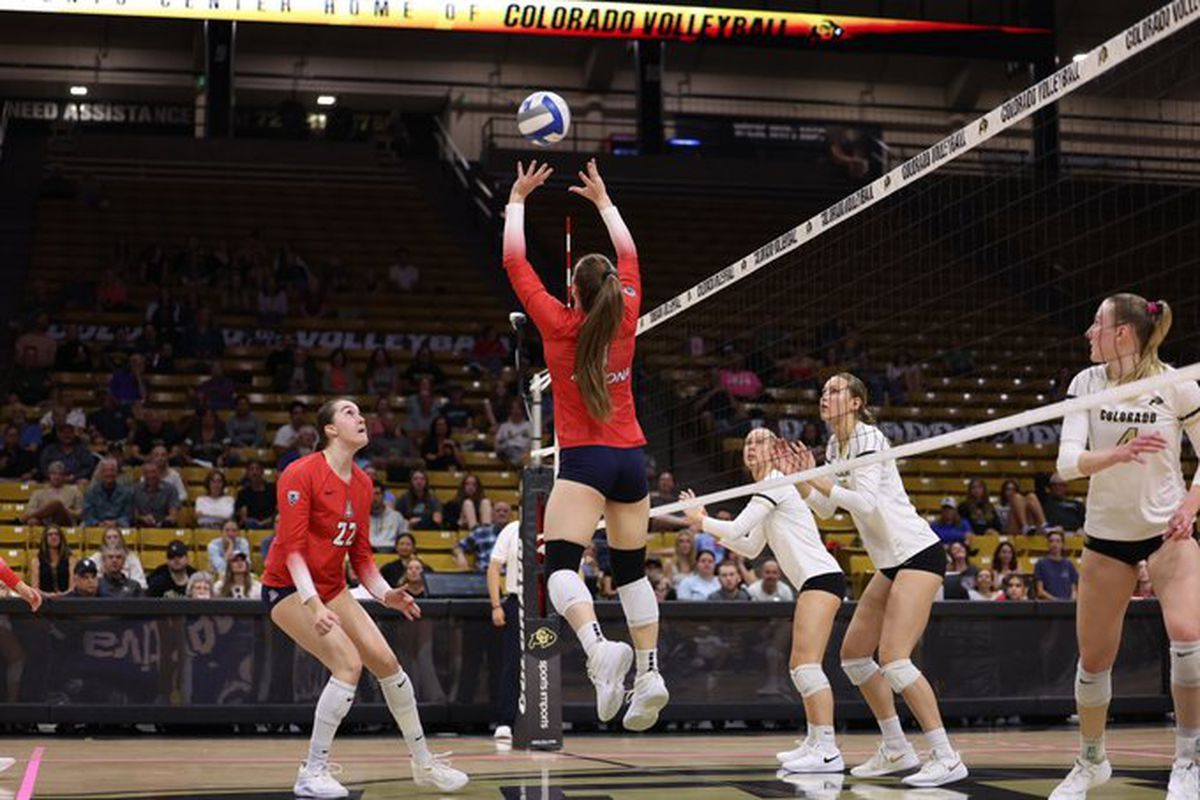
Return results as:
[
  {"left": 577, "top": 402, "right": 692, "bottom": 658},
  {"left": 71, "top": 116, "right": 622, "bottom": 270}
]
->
[
  {"left": 504, "top": 158, "right": 668, "bottom": 730},
  {"left": 261, "top": 398, "right": 468, "bottom": 798}
]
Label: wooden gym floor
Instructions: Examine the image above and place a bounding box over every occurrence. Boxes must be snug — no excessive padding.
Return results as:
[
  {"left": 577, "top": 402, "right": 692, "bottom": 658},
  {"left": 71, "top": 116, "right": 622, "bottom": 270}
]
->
[{"left": 0, "top": 726, "right": 1180, "bottom": 799}]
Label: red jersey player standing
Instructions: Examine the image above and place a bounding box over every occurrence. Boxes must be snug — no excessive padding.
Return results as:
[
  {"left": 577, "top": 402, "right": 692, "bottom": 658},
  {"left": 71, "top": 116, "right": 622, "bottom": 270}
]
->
[
  {"left": 262, "top": 398, "right": 468, "bottom": 797},
  {"left": 504, "top": 158, "right": 667, "bottom": 731},
  {"left": 1, "top": 553, "right": 40, "bottom": 775}
]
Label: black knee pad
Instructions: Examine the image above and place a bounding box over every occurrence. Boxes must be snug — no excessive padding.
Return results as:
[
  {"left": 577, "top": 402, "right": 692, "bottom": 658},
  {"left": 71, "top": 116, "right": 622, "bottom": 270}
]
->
[
  {"left": 609, "top": 546, "right": 647, "bottom": 587},
  {"left": 543, "top": 540, "right": 586, "bottom": 575}
]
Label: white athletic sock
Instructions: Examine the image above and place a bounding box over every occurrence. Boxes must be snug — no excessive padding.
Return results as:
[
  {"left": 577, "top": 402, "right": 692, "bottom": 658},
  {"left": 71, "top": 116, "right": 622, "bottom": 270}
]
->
[
  {"left": 809, "top": 723, "right": 836, "bottom": 751},
  {"left": 1081, "top": 735, "right": 1106, "bottom": 765},
  {"left": 635, "top": 648, "right": 658, "bottom": 677},
  {"left": 878, "top": 715, "right": 908, "bottom": 752},
  {"left": 923, "top": 726, "right": 952, "bottom": 759},
  {"left": 577, "top": 620, "right": 605, "bottom": 660},
  {"left": 1175, "top": 727, "right": 1200, "bottom": 762},
  {"left": 378, "top": 669, "right": 433, "bottom": 766},
  {"left": 308, "top": 677, "right": 356, "bottom": 770}
]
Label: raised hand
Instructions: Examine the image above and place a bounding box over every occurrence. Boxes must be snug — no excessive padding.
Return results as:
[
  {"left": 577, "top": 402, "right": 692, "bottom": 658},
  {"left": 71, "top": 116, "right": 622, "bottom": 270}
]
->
[
  {"left": 679, "top": 488, "right": 706, "bottom": 526},
  {"left": 567, "top": 158, "right": 612, "bottom": 209},
  {"left": 510, "top": 160, "right": 554, "bottom": 204}
]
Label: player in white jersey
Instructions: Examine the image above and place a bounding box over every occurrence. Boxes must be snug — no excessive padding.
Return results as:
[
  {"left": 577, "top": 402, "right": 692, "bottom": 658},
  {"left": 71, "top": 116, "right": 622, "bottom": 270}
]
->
[
  {"left": 679, "top": 428, "right": 846, "bottom": 775},
  {"left": 1050, "top": 294, "right": 1200, "bottom": 800},
  {"left": 778, "top": 373, "right": 967, "bottom": 787}
]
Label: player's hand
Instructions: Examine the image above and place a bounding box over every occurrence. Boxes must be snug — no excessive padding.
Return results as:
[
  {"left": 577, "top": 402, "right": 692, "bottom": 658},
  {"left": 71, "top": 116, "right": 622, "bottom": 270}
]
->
[
  {"left": 383, "top": 588, "right": 422, "bottom": 621},
  {"left": 568, "top": 158, "right": 611, "bottom": 209},
  {"left": 773, "top": 439, "right": 814, "bottom": 476},
  {"left": 679, "top": 489, "right": 705, "bottom": 526},
  {"left": 1111, "top": 432, "right": 1167, "bottom": 466},
  {"left": 310, "top": 604, "right": 341, "bottom": 636},
  {"left": 16, "top": 582, "right": 42, "bottom": 613},
  {"left": 510, "top": 160, "right": 554, "bottom": 204},
  {"left": 491, "top": 605, "right": 506, "bottom": 627},
  {"left": 1163, "top": 500, "right": 1199, "bottom": 542}
]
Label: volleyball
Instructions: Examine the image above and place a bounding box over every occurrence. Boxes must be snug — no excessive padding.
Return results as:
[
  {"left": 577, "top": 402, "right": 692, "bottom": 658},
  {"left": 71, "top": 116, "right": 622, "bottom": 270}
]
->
[{"left": 518, "top": 91, "right": 571, "bottom": 146}]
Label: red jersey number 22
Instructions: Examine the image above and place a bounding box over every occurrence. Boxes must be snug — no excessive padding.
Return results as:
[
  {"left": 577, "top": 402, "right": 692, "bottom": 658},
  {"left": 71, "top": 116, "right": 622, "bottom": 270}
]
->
[{"left": 334, "top": 521, "right": 358, "bottom": 547}]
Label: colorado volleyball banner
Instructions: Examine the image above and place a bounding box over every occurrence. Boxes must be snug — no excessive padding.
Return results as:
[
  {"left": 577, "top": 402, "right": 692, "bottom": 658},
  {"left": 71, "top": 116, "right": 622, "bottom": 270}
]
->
[{"left": 0, "top": 0, "right": 1047, "bottom": 50}]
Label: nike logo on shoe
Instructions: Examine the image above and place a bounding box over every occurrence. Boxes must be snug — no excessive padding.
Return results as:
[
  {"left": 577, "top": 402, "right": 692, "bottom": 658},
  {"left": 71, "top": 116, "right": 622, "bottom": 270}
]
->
[{"left": 823, "top": 755, "right": 839, "bottom": 764}]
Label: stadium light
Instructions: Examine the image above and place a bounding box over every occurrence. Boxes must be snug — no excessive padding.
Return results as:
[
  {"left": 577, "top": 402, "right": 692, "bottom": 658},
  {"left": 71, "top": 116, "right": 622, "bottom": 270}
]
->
[
  {"left": 69, "top": 85, "right": 88, "bottom": 96},
  {"left": 317, "top": 95, "right": 337, "bottom": 107},
  {"left": 1072, "top": 53, "right": 1087, "bottom": 62}
]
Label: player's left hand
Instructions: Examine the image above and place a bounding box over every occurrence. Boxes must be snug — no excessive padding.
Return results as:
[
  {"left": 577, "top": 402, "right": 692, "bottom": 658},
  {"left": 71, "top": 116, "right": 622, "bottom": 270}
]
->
[
  {"left": 510, "top": 160, "right": 554, "bottom": 204},
  {"left": 568, "top": 158, "right": 612, "bottom": 209},
  {"left": 383, "top": 588, "right": 422, "bottom": 621},
  {"left": 1163, "top": 501, "right": 1199, "bottom": 542},
  {"left": 678, "top": 489, "right": 706, "bottom": 526}
]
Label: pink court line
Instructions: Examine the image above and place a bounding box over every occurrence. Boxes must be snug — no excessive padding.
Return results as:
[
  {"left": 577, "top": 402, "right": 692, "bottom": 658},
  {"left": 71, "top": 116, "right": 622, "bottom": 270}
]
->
[{"left": 16, "top": 746, "right": 45, "bottom": 800}]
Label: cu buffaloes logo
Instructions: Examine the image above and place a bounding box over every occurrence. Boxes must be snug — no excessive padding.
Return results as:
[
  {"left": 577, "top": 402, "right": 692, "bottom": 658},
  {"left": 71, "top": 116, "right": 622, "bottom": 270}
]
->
[{"left": 528, "top": 626, "right": 557, "bottom": 651}]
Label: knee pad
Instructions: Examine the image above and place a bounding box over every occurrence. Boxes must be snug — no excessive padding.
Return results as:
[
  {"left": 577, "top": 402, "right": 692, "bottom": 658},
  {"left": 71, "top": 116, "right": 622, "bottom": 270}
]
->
[
  {"left": 881, "top": 659, "right": 922, "bottom": 694},
  {"left": 790, "top": 663, "right": 830, "bottom": 698},
  {"left": 609, "top": 546, "right": 647, "bottom": 587},
  {"left": 616, "top": 576, "right": 658, "bottom": 627},
  {"left": 841, "top": 657, "right": 880, "bottom": 687},
  {"left": 1075, "top": 662, "right": 1113, "bottom": 708},
  {"left": 1171, "top": 641, "right": 1200, "bottom": 688},
  {"left": 547, "top": 568, "right": 592, "bottom": 616},
  {"left": 544, "top": 539, "right": 585, "bottom": 576}
]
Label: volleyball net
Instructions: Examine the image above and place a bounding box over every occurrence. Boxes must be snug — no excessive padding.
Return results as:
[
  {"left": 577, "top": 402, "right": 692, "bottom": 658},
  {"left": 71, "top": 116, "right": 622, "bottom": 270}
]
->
[{"left": 526, "top": 0, "right": 1200, "bottom": 528}]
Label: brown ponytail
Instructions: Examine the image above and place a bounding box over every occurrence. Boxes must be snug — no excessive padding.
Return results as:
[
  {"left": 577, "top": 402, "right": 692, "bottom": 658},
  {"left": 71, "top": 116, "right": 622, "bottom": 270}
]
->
[
  {"left": 1108, "top": 293, "right": 1172, "bottom": 383},
  {"left": 573, "top": 254, "right": 624, "bottom": 421},
  {"left": 834, "top": 372, "right": 878, "bottom": 425}
]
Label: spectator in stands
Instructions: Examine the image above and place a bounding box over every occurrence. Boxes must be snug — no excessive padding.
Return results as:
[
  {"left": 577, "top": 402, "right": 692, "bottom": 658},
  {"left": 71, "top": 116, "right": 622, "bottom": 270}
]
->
[
  {"left": 746, "top": 559, "right": 795, "bottom": 602},
  {"left": 98, "top": 546, "right": 144, "bottom": 598},
  {"left": 101, "top": 326, "right": 137, "bottom": 372},
  {"left": 370, "top": 482, "right": 406, "bottom": 553},
  {"left": 146, "top": 340, "right": 176, "bottom": 374},
  {"left": 992, "top": 540, "right": 1019, "bottom": 584},
  {"left": 494, "top": 400, "right": 532, "bottom": 467},
  {"left": 146, "top": 540, "right": 196, "bottom": 598},
  {"left": 381, "top": 532, "right": 419, "bottom": 586},
  {"left": 89, "top": 527, "right": 147, "bottom": 588},
  {"left": 195, "top": 470, "right": 235, "bottom": 528},
  {"left": 235, "top": 460, "right": 276, "bottom": 529},
  {"left": 483, "top": 381, "right": 518, "bottom": 432},
  {"left": 1049, "top": 366, "right": 1073, "bottom": 402},
  {"left": 273, "top": 347, "right": 319, "bottom": 394},
  {"left": 271, "top": 401, "right": 308, "bottom": 459},
  {"left": 1000, "top": 574, "right": 1030, "bottom": 602},
  {"left": 185, "top": 571, "right": 214, "bottom": 599},
  {"left": 215, "top": 550, "right": 261, "bottom": 599},
  {"left": 39, "top": 393, "right": 87, "bottom": 440},
  {"left": 453, "top": 501, "right": 512, "bottom": 571},
  {"left": 83, "top": 458, "right": 133, "bottom": 527},
  {"left": 397, "top": 469, "right": 443, "bottom": 530},
  {"left": 779, "top": 346, "right": 822, "bottom": 390},
  {"left": 65, "top": 558, "right": 100, "bottom": 598},
  {"left": 440, "top": 385, "right": 476, "bottom": 433},
  {"left": 186, "top": 408, "right": 229, "bottom": 466},
  {"left": 945, "top": 541, "right": 978, "bottom": 592},
  {"left": 404, "top": 378, "right": 442, "bottom": 439},
  {"left": 364, "top": 348, "right": 400, "bottom": 397},
  {"left": 365, "top": 411, "right": 422, "bottom": 482},
  {"left": 1041, "top": 473, "right": 1085, "bottom": 534},
  {"left": 38, "top": 423, "right": 94, "bottom": 483},
  {"left": 277, "top": 425, "right": 317, "bottom": 472},
  {"left": 30, "top": 525, "right": 75, "bottom": 595},
  {"left": 693, "top": 368, "right": 737, "bottom": 436},
  {"left": 388, "top": 246, "right": 420, "bottom": 292},
  {"left": 264, "top": 333, "right": 295, "bottom": 377},
  {"left": 148, "top": 446, "right": 187, "bottom": 505},
  {"left": 130, "top": 410, "right": 181, "bottom": 464},
  {"left": 404, "top": 345, "right": 446, "bottom": 391},
  {"left": 132, "top": 460, "right": 181, "bottom": 527},
  {"left": 707, "top": 559, "right": 750, "bottom": 601},
  {"left": 968, "top": 569, "right": 1000, "bottom": 601},
  {"left": 13, "top": 312, "right": 56, "bottom": 369},
  {"left": 322, "top": 348, "right": 359, "bottom": 395},
  {"left": 7, "top": 406, "right": 39, "bottom": 455},
  {"left": 207, "top": 519, "right": 250, "bottom": 576},
  {"left": 226, "top": 395, "right": 266, "bottom": 448},
  {"left": 256, "top": 275, "right": 288, "bottom": 325},
  {"left": 366, "top": 397, "right": 393, "bottom": 438},
  {"left": 10, "top": 344, "right": 53, "bottom": 406},
  {"left": 0, "top": 425, "right": 37, "bottom": 481},
  {"left": 88, "top": 390, "right": 131, "bottom": 444},
  {"left": 653, "top": 575, "right": 675, "bottom": 602},
  {"left": 186, "top": 308, "right": 225, "bottom": 360},
  {"left": 931, "top": 497, "right": 973, "bottom": 546},
  {"left": 665, "top": 530, "right": 697, "bottom": 587},
  {"left": 401, "top": 558, "right": 428, "bottom": 599},
  {"left": 1133, "top": 560, "right": 1155, "bottom": 599},
  {"left": 886, "top": 351, "right": 922, "bottom": 403},
  {"left": 676, "top": 549, "right": 720, "bottom": 600},
  {"left": 23, "top": 462, "right": 83, "bottom": 526},
  {"left": 469, "top": 325, "right": 508, "bottom": 378},
  {"left": 444, "top": 473, "right": 492, "bottom": 530},
  {"left": 1034, "top": 530, "right": 1078, "bottom": 601},
  {"left": 958, "top": 478, "right": 1001, "bottom": 536},
  {"left": 422, "top": 416, "right": 464, "bottom": 472},
  {"left": 96, "top": 268, "right": 130, "bottom": 312},
  {"left": 107, "top": 352, "right": 147, "bottom": 406},
  {"left": 54, "top": 324, "right": 92, "bottom": 372},
  {"left": 197, "top": 362, "right": 236, "bottom": 411},
  {"left": 693, "top": 508, "right": 731, "bottom": 563},
  {"left": 717, "top": 352, "right": 764, "bottom": 401}
]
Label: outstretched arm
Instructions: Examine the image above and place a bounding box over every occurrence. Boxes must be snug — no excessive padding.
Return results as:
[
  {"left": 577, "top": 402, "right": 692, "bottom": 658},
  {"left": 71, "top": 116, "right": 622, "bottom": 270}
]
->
[
  {"left": 569, "top": 159, "right": 639, "bottom": 293},
  {"left": 504, "top": 160, "right": 568, "bottom": 333}
]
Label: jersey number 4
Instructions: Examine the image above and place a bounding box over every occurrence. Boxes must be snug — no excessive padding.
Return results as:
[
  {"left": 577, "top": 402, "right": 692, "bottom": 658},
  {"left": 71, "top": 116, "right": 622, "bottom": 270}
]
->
[
  {"left": 1117, "top": 427, "right": 1139, "bottom": 447},
  {"left": 334, "top": 521, "right": 358, "bottom": 547}
]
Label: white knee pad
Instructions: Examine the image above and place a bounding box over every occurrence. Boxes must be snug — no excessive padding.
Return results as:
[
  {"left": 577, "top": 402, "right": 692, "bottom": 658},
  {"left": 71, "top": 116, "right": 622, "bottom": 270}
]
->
[
  {"left": 841, "top": 657, "right": 880, "bottom": 687},
  {"left": 547, "top": 569, "right": 593, "bottom": 616},
  {"left": 616, "top": 577, "right": 659, "bottom": 628},
  {"left": 1075, "top": 662, "right": 1113, "bottom": 708},
  {"left": 790, "top": 663, "right": 831, "bottom": 698},
  {"left": 1171, "top": 641, "right": 1200, "bottom": 688},
  {"left": 881, "top": 659, "right": 922, "bottom": 694}
]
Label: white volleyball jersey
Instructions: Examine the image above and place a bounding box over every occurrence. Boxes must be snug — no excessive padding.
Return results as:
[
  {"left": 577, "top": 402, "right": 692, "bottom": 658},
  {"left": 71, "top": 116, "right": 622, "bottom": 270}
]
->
[
  {"left": 1058, "top": 365, "right": 1200, "bottom": 542},
  {"left": 805, "top": 422, "right": 940, "bottom": 569},
  {"left": 701, "top": 470, "right": 841, "bottom": 589}
]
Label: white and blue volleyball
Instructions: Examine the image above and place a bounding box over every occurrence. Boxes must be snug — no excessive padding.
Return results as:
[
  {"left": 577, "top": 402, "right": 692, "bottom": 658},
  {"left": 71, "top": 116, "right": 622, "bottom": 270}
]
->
[{"left": 518, "top": 91, "right": 571, "bottom": 147}]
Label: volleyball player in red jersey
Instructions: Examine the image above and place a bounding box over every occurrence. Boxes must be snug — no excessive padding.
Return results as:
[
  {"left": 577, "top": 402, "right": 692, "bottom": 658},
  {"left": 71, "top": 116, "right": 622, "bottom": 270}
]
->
[
  {"left": 504, "top": 158, "right": 668, "bottom": 731},
  {"left": 0, "top": 554, "right": 40, "bottom": 774},
  {"left": 262, "top": 398, "right": 467, "bottom": 798}
]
